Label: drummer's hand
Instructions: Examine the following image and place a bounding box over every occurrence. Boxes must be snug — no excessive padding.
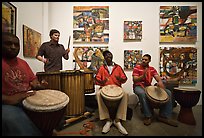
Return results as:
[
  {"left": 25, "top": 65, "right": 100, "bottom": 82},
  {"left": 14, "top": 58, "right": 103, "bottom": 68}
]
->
[
  {"left": 4, "top": 92, "right": 34, "bottom": 105},
  {"left": 66, "top": 48, "right": 70, "bottom": 53},
  {"left": 40, "top": 79, "right": 48, "bottom": 88},
  {"left": 115, "top": 75, "right": 122, "bottom": 82}
]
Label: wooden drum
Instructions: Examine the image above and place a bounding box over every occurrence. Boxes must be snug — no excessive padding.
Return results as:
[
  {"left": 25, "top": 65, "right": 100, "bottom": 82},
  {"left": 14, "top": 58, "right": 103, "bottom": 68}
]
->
[
  {"left": 101, "top": 85, "right": 124, "bottom": 119},
  {"left": 145, "top": 86, "right": 169, "bottom": 109},
  {"left": 23, "top": 89, "right": 69, "bottom": 136},
  {"left": 82, "top": 70, "right": 95, "bottom": 94},
  {"left": 36, "top": 71, "right": 61, "bottom": 91},
  {"left": 173, "top": 87, "right": 201, "bottom": 125},
  {"left": 60, "top": 70, "right": 85, "bottom": 116}
]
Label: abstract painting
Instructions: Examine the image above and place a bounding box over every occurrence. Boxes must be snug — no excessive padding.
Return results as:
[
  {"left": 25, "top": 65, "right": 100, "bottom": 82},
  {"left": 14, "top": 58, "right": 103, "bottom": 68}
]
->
[
  {"left": 160, "top": 6, "right": 197, "bottom": 43},
  {"left": 73, "top": 6, "right": 109, "bottom": 44},
  {"left": 124, "top": 50, "right": 143, "bottom": 70},
  {"left": 124, "top": 21, "right": 142, "bottom": 41},
  {"left": 160, "top": 47, "right": 197, "bottom": 85}
]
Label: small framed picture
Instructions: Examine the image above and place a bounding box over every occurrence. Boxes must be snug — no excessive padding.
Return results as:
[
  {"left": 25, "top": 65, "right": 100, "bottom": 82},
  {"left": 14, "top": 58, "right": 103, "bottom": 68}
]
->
[{"left": 2, "top": 2, "right": 17, "bottom": 35}]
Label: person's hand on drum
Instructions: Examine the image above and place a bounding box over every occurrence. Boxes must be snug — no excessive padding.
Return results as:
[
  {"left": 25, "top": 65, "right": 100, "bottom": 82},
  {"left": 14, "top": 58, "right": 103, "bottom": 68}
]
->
[
  {"left": 40, "top": 79, "right": 49, "bottom": 88},
  {"left": 2, "top": 91, "right": 35, "bottom": 105}
]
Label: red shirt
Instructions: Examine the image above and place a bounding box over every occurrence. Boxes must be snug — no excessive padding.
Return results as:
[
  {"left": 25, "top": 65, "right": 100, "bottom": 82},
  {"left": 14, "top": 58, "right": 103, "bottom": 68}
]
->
[
  {"left": 95, "top": 63, "right": 127, "bottom": 87},
  {"left": 2, "top": 57, "right": 36, "bottom": 96},
  {"left": 132, "top": 64, "right": 158, "bottom": 88}
]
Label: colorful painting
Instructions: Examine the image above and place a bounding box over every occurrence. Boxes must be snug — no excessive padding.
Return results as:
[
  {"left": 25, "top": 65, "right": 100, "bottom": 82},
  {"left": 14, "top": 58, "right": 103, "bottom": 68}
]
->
[
  {"left": 73, "top": 46, "right": 108, "bottom": 72},
  {"left": 124, "top": 21, "right": 142, "bottom": 41},
  {"left": 23, "top": 25, "right": 41, "bottom": 58},
  {"left": 73, "top": 6, "right": 109, "bottom": 44},
  {"left": 160, "top": 6, "right": 197, "bottom": 43},
  {"left": 160, "top": 47, "right": 197, "bottom": 85},
  {"left": 124, "top": 50, "right": 143, "bottom": 70},
  {"left": 2, "top": 2, "right": 17, "bottom": 34}
]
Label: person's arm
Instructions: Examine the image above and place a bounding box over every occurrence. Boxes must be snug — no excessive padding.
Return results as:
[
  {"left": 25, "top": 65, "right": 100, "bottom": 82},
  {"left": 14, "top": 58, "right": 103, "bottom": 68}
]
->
[
  {"left": 30, "top": 78, "right": 48, "bottom": 90},
  {"left": 2, "top": 92, "right": 35, "bottom": 105},
  {"left": 132, "top": 68, "right": 147, "bottom": 83},
  {"left": 154, "top": 74, "right": 165, "bottom": 89},
  {"left": 63, "top": 48, "right": 70, "bottom": 60},
  {"left": 36, "top": 55, "right": 48, "bottom": 63}
]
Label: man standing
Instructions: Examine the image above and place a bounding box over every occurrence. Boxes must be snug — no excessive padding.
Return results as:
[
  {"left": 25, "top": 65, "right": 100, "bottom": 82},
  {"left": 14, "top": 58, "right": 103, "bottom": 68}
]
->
[{"left": 36, "top": 29, "right": 70, "bottom": 72}]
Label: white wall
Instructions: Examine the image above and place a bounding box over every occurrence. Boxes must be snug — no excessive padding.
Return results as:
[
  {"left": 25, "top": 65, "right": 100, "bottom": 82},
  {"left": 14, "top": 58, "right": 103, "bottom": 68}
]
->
[{"left": 12, "top": 2, "right": 202, "bottom": 105}]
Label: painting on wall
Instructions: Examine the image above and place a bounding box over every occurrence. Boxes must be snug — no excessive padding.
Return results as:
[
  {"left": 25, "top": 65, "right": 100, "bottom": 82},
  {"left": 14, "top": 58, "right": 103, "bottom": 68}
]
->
[
  {"left": 160, "top": 6, "right": 197, "bottom": 43},
  {"left": 73, "top": 46, "right": 108, "bottom": 72},
  {"left": 2, "top": 2, "right": 17, "bottom": 34},
  {"left": 124, "top": 21, "right": 142, "bottom": 41},
  {"left": 73, "top": 6, "right": 109, "bottom": 44},
  {"left": 124, "top": 50, "right": 143, "bottom": 70},
  {"left": 23, "top": 25, "right": 41, "bottom": 58},
  {"left": 160, "top": 47, "right": 197, "bottom": 85}
]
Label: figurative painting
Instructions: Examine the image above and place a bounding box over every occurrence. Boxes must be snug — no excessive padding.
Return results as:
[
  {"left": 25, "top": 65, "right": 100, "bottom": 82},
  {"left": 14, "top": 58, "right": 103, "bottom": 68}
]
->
[
  {"left": 73, "top": 6, "right": 109, "bottom": 44},
  {"left": 124, "top": 50, "right": 143, "bottom": 70},
  {"left": 160, "top": 47, "right": 197, "bottom": 85},
  {"left": 160, "top": 6, "right": 197, "bottom": 43},
  {"left": 2, "top": 2, "right": 17, "bottom": 34},
  {"left": 124, "top": 21, "right": 142, "bottom": 41},
  {"left": 23, "top": 25, "right": 41, "bottom": 58},
  {"left": 73, "top": 46, "right": 108, "bottom": 73}
]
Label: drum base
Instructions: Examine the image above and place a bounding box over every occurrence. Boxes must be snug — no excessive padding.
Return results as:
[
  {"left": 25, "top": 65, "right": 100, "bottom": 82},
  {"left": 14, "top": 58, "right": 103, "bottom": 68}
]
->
[{"left": 177, "top": 107, "right": 196, "bottom": 125}]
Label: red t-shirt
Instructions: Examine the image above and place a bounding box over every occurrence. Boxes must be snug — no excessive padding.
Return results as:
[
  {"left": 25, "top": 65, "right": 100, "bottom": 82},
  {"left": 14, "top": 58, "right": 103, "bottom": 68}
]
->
[
  {"left": 2, "top": 57, "right": 36, "bottom": 96},
  {"left": 95, "top": 63, "right": 127, "bottom": 87},
  {"left": 132, "top": 64, "right": 158, "bottom": 88}
]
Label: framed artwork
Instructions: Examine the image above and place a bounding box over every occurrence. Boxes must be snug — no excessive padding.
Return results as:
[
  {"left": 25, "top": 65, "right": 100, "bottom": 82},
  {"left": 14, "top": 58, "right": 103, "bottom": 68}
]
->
[
  {"left": 124, "top": 50, "right": 143, "bottom": 70},
  {"left": 73, "top": 46, "right": 108, "bottom": 71},
  {"left": 2, "top": 2, "right": 17, "bottom": 34},
  {"left": 23, "top": 25, "right": 41, "bottom": 58},
  {"left": 160, "top": 47, "right": 197, "bottom": 85},
  {"left": 124, "top": 21, "right": 142, "bottom": 41},
  {"left": 160, "top": 6, "right": 197, "bottom": 43},
  {"left": 73, "top": 6, "right": 109, "bottom": 44}
]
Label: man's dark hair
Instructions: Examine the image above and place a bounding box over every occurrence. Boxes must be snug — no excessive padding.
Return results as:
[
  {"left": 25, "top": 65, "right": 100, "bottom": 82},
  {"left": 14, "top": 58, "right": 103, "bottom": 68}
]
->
[
  {"left": 143, "top": 54, "right": 151, "bottom": 60},
  {"left": 49, "top": 29, "right": 60, "bottom": 37},
  {"left": 102, "top": 50, "right": 112, "bottom": 57}
]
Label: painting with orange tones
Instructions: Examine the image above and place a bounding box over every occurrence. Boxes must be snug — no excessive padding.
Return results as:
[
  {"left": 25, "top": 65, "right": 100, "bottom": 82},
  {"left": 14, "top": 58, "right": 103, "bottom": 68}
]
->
[
  {"left": 23, "top": 25, "right": 41, "bottom": 58},
  {"left": 124, "top": 50, "right": 143, "bottom": 70},
  {"left": 160, "top": 6, "right": 197, "bottom": 43}
]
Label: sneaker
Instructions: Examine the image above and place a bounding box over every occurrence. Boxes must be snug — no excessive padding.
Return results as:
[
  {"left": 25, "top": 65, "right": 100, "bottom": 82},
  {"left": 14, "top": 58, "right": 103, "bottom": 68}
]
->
[
  {"left": 157, "top": 116, "right": 178, "bottom": 127},
  {"left": 113, "top": 120, "right": 128, "bottom": 135},
  {"left": 143, "top": 117, "right": 152, "bottom": 126},
  {"left": 102, "top": 121, "right": 112, "bottom": 134}
]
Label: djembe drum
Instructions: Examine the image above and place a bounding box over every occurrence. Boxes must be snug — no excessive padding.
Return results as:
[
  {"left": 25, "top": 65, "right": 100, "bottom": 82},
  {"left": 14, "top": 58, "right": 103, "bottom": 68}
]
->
[
  {"left": 100, "top": 85, "right": 124, "bottom": 120},
  {"left": 36, "top": 71, "right": 61, "bottom": 91},
  {"left": 22, "top": 89, "right": 69, "bottom": 136},
  {"left": 145, "top": 86, "right": 169, "bottom": 109},
  {"left": 173, "top": 87, "right": 201, "bottom": 125},
  {"left": 60, "top": 70, "right": 85, "bottom": 116}
]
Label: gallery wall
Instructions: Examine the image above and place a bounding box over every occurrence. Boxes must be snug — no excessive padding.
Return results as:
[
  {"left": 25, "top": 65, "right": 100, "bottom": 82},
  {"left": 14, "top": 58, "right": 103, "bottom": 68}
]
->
[{"left": 12, "top": 2, "right": 202, "bottom": 105}]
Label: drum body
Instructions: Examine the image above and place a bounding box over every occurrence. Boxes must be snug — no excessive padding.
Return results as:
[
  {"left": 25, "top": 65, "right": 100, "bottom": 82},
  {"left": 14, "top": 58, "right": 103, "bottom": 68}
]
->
[
  {"left": 23, "top": 89, "right": 69, "bottom": 136},
  {"left": 145, "top": 86, "right": 169, "bottom": 109},
  {"left": 83, "top": 70, "right": 95, "bottom": 94},
  {"left": 173, "top": 87, "right": 201, "bottom": 125},
  {"left": 101, "top": 85, "right": 124, "bottom": 119},
  {"left": 36, "top": 71, "right": 61, "bottom": 91},
  {"left": 60, "top": 70, "right": 85, "bottom": 116}
]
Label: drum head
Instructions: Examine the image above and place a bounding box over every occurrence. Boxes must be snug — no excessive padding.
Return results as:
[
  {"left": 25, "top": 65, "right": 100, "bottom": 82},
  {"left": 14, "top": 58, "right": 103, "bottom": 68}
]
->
[
  {"left": 145, "top": 86, "right": 168, "bottom": 101},
  {"left": 23, "top": 89, "right": 69, "bottom": 112},
  {"left": 101, "top": 85, "right": 124, "bottom": 101}
]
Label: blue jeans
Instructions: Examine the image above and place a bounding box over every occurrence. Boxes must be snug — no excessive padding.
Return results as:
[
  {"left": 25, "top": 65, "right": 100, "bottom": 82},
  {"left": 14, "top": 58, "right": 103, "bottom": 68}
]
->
[
  {"left": 2, "top": 104, "right": 42, "bottom": 136},
  {"left": 133, "top": 86, "right": 173, "bottom": 118}
]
